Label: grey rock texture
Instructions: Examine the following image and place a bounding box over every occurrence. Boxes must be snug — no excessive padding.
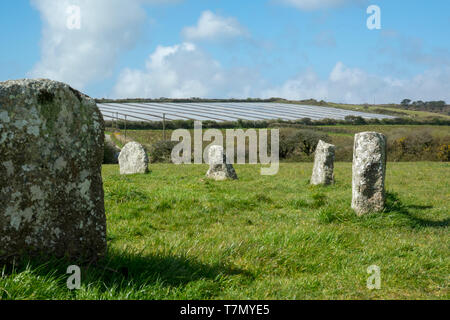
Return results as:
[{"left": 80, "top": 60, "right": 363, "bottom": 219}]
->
[
  {"left": 206, "top": 145, "right": 238, "bottom": 181},
  {"left": 311, "top": 140, "right": 335, "bottom": 185},
  {"left": 118, "top": 142, "right": 148, "bottom": 175},
  {"left": 351, "top": 132, "right": 387, "bottom": 215},
  {"left": 0, "top": 79, "right": 106, "bottom": 261}
]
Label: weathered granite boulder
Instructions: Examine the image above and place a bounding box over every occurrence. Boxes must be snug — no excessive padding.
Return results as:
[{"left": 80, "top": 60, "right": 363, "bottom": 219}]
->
[
  {"left": 352, "top": 132, "right": 387, "bottom": 215},
  {"left": 206, "top": 145, "right": 238, "bottom": 181},
  {"left": 311, "top": 140, "right": 335, "bottom": 185},
  {"left": 0, "top": 79, "right": 106, "bottom": 261},
  {"left": 118, "top": 142, "right": 148, "bottom": 175}
]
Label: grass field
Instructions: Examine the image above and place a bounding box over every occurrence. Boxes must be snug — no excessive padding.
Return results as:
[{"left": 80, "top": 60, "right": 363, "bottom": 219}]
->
[
  {"left": 1, "top": 162, "right": 448, "bottom": 300},
  {"left": 324, "top": 102, "right": 450, "bottom": 121}
]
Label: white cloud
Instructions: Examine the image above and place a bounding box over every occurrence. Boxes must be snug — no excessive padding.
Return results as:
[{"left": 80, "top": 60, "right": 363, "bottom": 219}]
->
[
  {"left": 277, "top": 0, "right": 366, "bottom": 11},
  {"left": 113, "top": 42, "right": 263, "bottom": 98},
  {"left": 110, "top": 23, "right": 450, "bottom": 104},
  {"left": 29, "top": 0, "right": 178, "bottom": 90},
  {"left": 28, "top": 0, "right": 448, "bottom": 104},
  {"left": 262, "top": 62, "right": 450, "bottom": 104},
  {"left": 113, "top": 44, "right": 450, "bottom": 103},
  {"left": 182, "top": 10, "right": 249, "bottom": 41}
]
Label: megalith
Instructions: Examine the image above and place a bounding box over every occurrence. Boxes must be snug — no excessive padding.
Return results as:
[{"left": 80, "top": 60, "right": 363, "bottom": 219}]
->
[
  {"left": 351, "top": 132, "right": 387, "bottom": 215},
  {"left": 206, "top": 145, "right": 238, "bottom": 181},
  {"left": 311, "top": 140, "right": 335, "bottom": 185},
  {"left": 0, "top": 79, "right": 106, "bottom": 261},
  {"left": 118, "top": 142, "right": 149, "bottom": 175}
]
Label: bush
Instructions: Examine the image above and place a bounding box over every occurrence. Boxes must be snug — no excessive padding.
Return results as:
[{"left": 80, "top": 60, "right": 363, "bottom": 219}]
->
[
  {"left": 344, "top": 116, "right": 367, "bottom": 125},
  {"left": 298, "top": 130, "right": 331, "bottom": 156},
  {"left": 103, "top": 141, "right": 120, "bottom": 164},
  {"left": 437, "top": 144, "right": 450, "bottom": 162},
  {"left": 387, "top": 129, "right": 449, "bottom": 161},
  {"left": 278, "top": 128, "right": 331, "bottom": 160},
  {"left": 149, "top": 140, "right": 179, "bottom": 163}
]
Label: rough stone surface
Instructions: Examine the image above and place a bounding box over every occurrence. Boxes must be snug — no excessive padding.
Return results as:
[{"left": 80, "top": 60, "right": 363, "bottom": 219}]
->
[
  {"left": 206, "top": 145, "right": 238, "bottom": 181},
  {"left": 118, "top": 142, "right": 148, "bottom": 175},
  {"left": 352, "top": 132, "right": 387, "bottom": 215},
  {"left": 0, "top": 79, "right": 106, "bottom": 261},
  {"left": 311, "top": 140, "right": 335, "bottom": 185}
]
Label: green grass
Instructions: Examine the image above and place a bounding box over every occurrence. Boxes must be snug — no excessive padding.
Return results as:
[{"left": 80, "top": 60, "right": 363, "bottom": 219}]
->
[
  {"left": 324, "top": 102, "right": 450, "bottom": 121},
  {"left": 318, "top": 124, "right": 450, "bottom": 137},
  {"left": 1, "top": 162, "right": 449, "bottom": 300}
]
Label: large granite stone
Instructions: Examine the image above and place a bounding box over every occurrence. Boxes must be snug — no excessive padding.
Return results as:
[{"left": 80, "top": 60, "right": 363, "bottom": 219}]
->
[
  {"left": 206, "top": 145, "right": 238, "bottom": 181},
  {"left": 0, "top": 79, "right": 106, "bottom": 261},
  {"left": 351, "top": 132, "right": 387, "bottom": 215},
  {"left": 118, "top": 142, "right": 148, "bottom": 175},
  {"left": 311, "top": 140, "right": 335, "bottom": 185}
]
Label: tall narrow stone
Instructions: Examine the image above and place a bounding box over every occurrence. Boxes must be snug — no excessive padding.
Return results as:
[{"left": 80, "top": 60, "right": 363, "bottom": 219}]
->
[
  {"left": 118, "top": 142, "right": 149, "bottom": 175},
  {"left": 352, "top": 132, "right": 387, "bottom": 215},
  {"left": 0, "top": 79, "right": 106, "bottom": 261},
  {"left": 206, "top": 145, "right": 238, "bottom": 181},
  {"left": 311, "top": 140, "right": 335, "bottom": 185}
]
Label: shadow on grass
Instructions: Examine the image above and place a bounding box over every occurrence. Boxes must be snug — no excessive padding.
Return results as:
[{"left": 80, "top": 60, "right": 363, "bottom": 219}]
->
[
  {"left": 1, "top": 250, "right": 253, "bottom": 295},
  {"left": 384, "top": 191, "right": 449, "bottom": 228},
  {"left": 99, "top": 250, "right": 253, "bottom": 286},
  {"left": 316, "top": 192, "right": 448, "bottom": 229}
]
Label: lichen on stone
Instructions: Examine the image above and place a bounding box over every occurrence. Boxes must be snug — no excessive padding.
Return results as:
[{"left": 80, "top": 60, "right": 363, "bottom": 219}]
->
[{"left": 0, "top": 79, "right": 107, "bottom": 262}]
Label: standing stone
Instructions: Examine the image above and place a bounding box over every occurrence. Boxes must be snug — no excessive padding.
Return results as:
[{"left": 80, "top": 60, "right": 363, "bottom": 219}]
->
[
  {"left": 311, "top": 140, "right": 335, "bottom": 185},
  {"left": 352, "top": 132, "right": 387, "bottom": 215},
  {"left": 0, "top": 79, "right": 106, "bottom": 261},
  {"left": 206, "top": 145, "right": 238, "bottom": 181},
  {"left": 118, "top": 142, "right": 148, "bottom": 175}
]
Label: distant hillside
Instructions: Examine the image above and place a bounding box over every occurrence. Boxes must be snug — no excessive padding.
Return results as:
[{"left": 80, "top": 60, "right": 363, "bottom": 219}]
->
[
  {"left": 95, "top": 97, "right": 450, "bottom": 120},
  {"left": 95, "top": 97, "right": 330, "bottom": 106},
  {"left": 398, "top": 100, "right": 449, "bottom": 116}
]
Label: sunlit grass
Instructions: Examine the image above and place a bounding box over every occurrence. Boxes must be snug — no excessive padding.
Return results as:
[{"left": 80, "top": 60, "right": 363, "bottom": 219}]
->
[{"left": 1, "top": 162, "right": 448, "bottom": 300}]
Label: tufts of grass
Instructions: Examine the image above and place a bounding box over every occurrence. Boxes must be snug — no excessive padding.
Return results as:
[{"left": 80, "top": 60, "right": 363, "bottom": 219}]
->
[
  {"left": 317, "top": 206, "right": 343, "bottom": 224},
  {"left": 254, "top": 193, "right": 274, "bottom": 204},
  {"left": 154, "top": 199, "right": 173, "bottom": 212},
  {"left": 105, "top": 183, "right": 149, "bottom": 204},
  {"left": 288, "top": 191, "right": 327, "bottom": 210},
  {"left": 1, "top": 162, "right": 448, "bottom": 300}
]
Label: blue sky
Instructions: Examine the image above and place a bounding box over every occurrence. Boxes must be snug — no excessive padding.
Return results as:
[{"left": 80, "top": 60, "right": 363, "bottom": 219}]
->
[{"left": 1, "top": 0, "right": 449, "bottom": 103}]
